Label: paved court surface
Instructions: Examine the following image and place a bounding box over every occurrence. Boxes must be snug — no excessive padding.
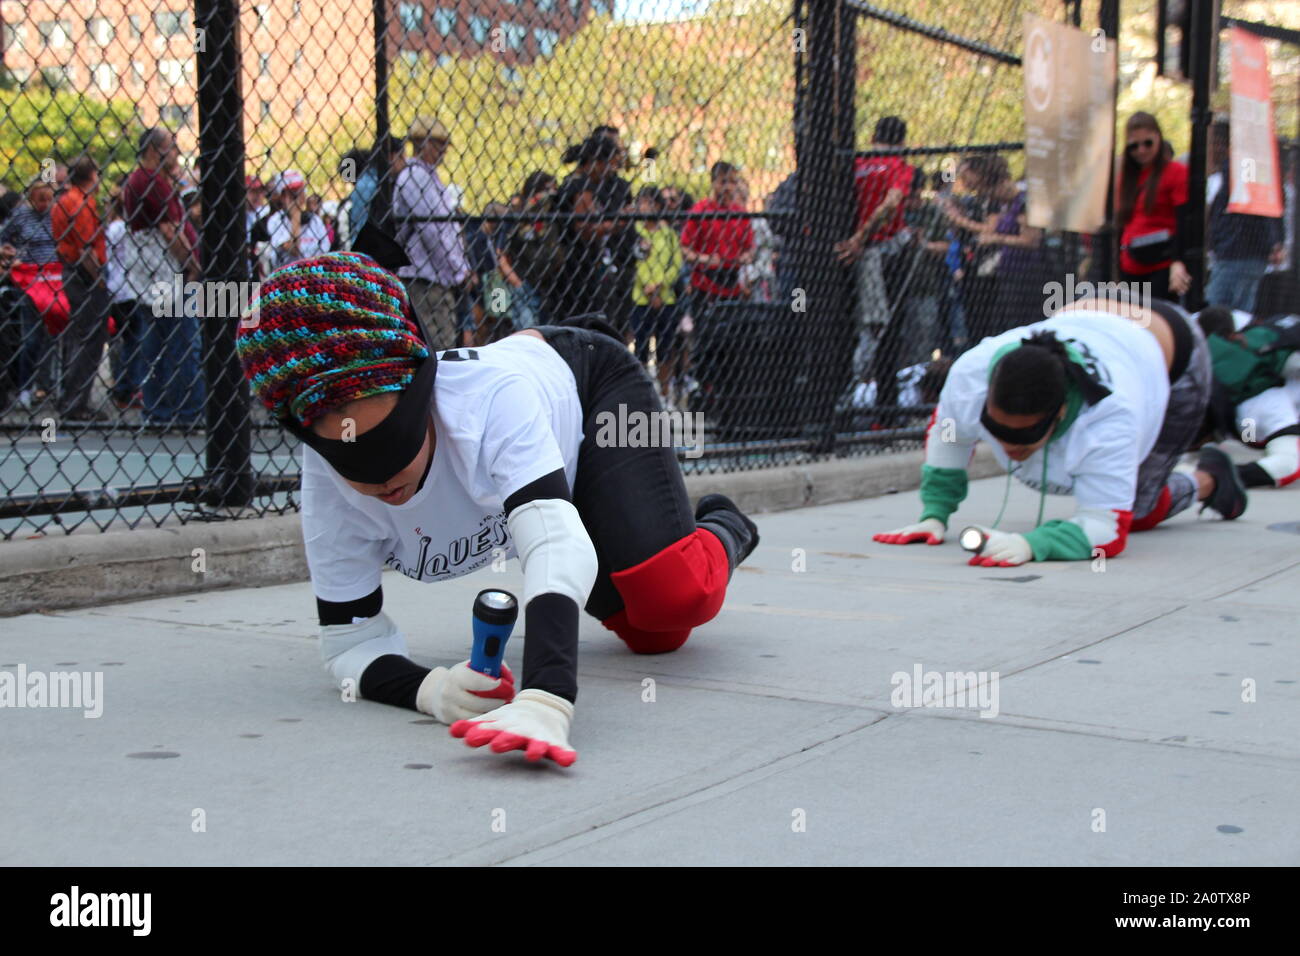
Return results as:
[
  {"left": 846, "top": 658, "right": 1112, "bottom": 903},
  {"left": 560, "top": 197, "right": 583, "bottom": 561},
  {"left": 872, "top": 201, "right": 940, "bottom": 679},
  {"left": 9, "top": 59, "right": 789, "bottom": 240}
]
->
[{"left": 2, "top": 467, "right": 1298, "bottom": 866}]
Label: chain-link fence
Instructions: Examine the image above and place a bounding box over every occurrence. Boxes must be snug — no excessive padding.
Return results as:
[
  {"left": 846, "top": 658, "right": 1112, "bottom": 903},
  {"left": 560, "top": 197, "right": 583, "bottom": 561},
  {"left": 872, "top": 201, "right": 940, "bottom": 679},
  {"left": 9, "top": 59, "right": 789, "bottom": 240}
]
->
[{"left": 1, "top": 0, "right": 1296, "bottom": 538}]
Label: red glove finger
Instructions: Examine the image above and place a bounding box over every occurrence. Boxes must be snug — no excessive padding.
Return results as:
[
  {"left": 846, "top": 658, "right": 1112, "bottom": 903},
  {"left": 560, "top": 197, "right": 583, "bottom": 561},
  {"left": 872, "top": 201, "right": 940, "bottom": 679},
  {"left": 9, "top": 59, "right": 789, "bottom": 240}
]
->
[
  {"left": 524, "top": 737, "right": 550, "bottom": 762},
  {"left": 461, "top": 722, "right": 502, "bottom": 747},
  {"left": 489, "top": 731, "right": 528, "bottom": 754},
  {"left": 546, "top": 744, "right": 578, "bottom": 767}
]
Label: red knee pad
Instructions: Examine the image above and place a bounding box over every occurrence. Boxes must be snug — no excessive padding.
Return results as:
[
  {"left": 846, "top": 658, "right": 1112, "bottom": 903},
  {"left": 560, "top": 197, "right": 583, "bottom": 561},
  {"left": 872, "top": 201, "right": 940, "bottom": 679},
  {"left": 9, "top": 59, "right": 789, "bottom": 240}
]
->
[
  {"left": 602, "top": 609, "right": 692, "bottom": 655},
  {"left": 1131, "top": 486, "right": 1172, "bottom": 532},
  {"left": 610, "top": 528, "right": 729, "bottom": 632}
]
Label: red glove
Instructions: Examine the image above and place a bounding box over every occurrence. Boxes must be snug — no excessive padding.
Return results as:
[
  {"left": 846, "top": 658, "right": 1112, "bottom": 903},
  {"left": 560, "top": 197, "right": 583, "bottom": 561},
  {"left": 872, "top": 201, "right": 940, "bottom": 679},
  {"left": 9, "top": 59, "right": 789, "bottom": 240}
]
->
[
  {"left": 450, "top": 689, "right": 577, "bottom": 767},
  {"left": 873, "top": 518, "right": 946, "bottom": 546}
]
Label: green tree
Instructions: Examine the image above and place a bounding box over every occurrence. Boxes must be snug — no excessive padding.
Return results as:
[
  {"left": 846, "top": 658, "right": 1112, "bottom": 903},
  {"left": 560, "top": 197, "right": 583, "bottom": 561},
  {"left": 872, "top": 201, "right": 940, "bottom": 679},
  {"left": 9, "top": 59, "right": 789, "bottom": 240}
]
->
[{"left": 0, "top": 87, "right": 139, "bottom": 192}]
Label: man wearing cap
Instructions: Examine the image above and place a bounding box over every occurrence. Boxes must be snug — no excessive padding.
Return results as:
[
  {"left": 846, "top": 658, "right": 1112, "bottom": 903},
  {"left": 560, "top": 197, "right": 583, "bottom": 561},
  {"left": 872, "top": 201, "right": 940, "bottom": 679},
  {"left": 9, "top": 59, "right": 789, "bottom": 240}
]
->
[
  {"left": 873, "top": 296, "right": 1247, "bottom": 565},
  {"left": 236, "top": 252, "right": 759, "bottom": 767},
  {"left": 266, "top": 170, "right": 330, "bottom": 269},
  {"left": 394, "top": 117, "right": 469, "bottom": 349}
]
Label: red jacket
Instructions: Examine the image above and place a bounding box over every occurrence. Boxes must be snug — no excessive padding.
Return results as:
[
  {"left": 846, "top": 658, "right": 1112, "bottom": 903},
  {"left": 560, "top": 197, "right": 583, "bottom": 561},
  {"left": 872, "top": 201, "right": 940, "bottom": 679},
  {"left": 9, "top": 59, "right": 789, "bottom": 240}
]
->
[{"left": 1120, "top": 160, "right": 1188, "bottom": 275}]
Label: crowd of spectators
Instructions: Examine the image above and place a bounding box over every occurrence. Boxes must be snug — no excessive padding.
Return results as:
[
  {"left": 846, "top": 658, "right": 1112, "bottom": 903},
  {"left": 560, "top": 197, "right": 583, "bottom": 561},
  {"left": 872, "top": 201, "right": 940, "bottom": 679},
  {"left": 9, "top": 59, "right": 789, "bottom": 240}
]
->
[
  {"left": 833, "top": 113, "right": 1295, "bottom": 425},
  {"left": 341, "top": 120, "right": 769, "bottom": 411},
  {"left": 0, "top": 110, "right": 1294, "bottom": 431}
]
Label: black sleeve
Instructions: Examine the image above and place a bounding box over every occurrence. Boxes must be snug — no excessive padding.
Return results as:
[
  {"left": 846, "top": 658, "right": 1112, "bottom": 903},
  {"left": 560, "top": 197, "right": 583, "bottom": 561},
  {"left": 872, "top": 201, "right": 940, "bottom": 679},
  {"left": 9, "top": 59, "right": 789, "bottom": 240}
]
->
[
  {"left": 503, "top": 468, "right": 571, "bottom": 514},
  {"left": 316, "top": 585, "right": 383, "bottom": 626},
  {"left": 359, "top": 655, "right": 431, "bottom": 711},
  {"left": 521, "top": 593, "right": 578, "bottom": 702}
]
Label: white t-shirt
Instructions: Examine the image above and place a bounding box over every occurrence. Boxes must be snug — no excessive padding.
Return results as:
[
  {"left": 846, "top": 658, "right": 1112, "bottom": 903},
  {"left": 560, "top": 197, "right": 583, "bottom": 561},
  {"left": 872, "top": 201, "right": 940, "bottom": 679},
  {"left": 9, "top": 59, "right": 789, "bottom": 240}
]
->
[
  {"left": 927, "top": 311, "right": 1170, "bottom": 513},
  {"left": 104, "top": 219, "right": 132, "bottom": 304},
  {"left": 302, "top": 334, "right": 584, "bottom": 604},
  {"left": 267, "top": 210, "right": 331, "bottom": 266}
]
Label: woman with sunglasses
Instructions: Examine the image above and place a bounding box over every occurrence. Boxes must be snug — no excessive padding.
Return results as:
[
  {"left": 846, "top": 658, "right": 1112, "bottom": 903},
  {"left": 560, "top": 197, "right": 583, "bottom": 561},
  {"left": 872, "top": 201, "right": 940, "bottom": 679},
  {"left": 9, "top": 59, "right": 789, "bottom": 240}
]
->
[
  {"left": 236, "top": 252, "right": 758, "bottom": 768},
  {"left": 872, "top": 294, "right": 1246, "bottom": 566},
  {"left": 1117, "top": 112, "right": 1191, "bottom": 301}
]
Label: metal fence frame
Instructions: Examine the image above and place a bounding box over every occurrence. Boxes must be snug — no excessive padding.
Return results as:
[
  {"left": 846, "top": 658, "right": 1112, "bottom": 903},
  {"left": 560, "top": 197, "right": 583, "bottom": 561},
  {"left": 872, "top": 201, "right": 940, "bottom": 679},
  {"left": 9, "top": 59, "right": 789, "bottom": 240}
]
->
[{"left": 2, "top": 0, "right": 1297, "bottom": 537}]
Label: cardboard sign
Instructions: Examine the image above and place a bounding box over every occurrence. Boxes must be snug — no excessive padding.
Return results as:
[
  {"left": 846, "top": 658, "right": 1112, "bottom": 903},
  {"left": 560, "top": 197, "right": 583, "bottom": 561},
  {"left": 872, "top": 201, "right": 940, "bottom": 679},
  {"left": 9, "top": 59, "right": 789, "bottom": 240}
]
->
[{"left": 1023, "top": 15, "right": 1116, "bottom": 232}]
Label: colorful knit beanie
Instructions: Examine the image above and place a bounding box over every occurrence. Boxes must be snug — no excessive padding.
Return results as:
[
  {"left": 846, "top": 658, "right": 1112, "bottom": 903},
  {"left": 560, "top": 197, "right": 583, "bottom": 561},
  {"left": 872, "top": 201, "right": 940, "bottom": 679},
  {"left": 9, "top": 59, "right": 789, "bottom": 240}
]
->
[{"left": 236, "top": 252, "right": 429, "bottom": 427}]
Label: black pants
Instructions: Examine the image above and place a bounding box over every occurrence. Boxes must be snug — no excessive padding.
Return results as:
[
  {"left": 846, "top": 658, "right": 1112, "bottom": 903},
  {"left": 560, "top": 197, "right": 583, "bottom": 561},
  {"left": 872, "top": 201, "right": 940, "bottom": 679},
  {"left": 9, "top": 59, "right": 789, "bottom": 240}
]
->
[
  {"left": 60, "top": 266, "right": 109, "bottom": 414},
  {"left": 538, "top": 324, "right": 696, "bottom": 622}
]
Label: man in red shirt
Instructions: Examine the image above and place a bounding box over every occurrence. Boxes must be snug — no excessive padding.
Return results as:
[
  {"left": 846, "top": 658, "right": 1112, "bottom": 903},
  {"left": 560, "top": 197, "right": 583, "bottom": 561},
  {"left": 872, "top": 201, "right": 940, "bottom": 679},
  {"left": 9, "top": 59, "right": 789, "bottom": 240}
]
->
[
  {"left": 52, "top": 155, "right": 110, "bottom": 421},
  {"left": 679, "top": 162, "right": 755, "bottom": 406},
  {"left": 122, "top": 127, "right": 203, "bottom": 429},
  {"left": 834, "top": 117, "right": 915, "bottom": 416},
  {"left": 681, "top": 162, "right": 755, "bottom": 302}
]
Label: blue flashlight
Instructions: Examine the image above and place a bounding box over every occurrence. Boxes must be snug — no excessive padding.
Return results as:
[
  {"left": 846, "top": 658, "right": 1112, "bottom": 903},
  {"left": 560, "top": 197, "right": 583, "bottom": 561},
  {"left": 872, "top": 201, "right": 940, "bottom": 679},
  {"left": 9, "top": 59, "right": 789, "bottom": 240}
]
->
[{"left": 470, "top": 589, "right": 517, "bottom": 677}]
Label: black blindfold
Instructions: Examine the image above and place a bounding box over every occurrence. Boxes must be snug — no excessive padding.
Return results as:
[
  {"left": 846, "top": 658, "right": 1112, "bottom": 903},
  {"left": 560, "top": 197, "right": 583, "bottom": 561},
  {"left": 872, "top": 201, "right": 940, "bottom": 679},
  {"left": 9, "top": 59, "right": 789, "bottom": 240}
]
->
[
  {"left": 980, "top": 403, "right": 1061, "bottom": 446},
  {"left": 282, "top": 356, "right": 437, "bottom": 485}
]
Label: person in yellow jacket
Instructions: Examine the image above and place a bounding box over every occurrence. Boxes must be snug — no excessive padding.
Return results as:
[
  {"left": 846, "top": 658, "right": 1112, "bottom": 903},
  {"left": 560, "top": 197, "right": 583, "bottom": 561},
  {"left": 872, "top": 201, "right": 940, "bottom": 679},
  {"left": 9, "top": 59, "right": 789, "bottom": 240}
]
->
[{"left": 630, "top": 185, "right": 684, "bottom": 398}]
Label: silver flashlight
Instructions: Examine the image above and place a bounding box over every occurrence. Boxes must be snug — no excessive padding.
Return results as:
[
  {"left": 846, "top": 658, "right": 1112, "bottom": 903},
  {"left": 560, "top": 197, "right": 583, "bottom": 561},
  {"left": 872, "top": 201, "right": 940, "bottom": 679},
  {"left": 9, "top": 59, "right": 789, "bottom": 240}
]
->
[{"left": 959, "top": 526, "right": 989, "bottom": 555}]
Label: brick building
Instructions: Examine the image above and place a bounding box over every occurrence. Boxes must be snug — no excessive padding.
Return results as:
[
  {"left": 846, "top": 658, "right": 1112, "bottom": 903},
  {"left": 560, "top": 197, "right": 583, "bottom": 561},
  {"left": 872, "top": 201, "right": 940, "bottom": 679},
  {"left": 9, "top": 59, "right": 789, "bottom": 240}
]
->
[{"left": 1, "top": 0, "right": 603, "bottom": 160}]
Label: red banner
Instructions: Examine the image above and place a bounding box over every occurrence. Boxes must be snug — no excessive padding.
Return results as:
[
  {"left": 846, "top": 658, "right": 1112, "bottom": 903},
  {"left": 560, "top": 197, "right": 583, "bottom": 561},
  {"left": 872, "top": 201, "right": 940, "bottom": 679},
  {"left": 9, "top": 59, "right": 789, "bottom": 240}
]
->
[{"left": 1227, "top": 26, "right": 1282, "bottom": 218}]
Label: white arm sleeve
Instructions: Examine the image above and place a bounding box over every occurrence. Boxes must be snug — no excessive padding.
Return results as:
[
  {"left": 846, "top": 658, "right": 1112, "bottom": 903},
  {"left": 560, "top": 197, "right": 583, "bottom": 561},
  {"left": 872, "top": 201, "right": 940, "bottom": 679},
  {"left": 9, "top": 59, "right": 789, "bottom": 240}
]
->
[
  {"left": 319, "top": 611, "right": 409, "bottom": 686},
  {"left": 925, "top": 345, "right": 987, "bottom": 471},
  {"left": 506, "top": 498, "right": 598, "bottom": 609}
]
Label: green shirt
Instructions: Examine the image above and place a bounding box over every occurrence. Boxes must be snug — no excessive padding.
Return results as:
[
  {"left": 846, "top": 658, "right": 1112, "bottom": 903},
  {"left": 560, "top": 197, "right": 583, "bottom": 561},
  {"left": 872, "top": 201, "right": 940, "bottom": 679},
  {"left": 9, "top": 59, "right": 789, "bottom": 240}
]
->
[
  {"left": 632, "top": 223, "right": 683, "bottom": 307},
  {"left": 1207, "top": 327, "right": 1292, "bottom": 405}
]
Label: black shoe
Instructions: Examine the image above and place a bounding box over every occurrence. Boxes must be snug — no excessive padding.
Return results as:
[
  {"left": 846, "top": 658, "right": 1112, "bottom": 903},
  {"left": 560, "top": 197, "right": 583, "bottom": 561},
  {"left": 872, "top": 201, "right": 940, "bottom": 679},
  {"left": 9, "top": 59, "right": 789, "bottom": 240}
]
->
[
  {"left": 694, "top": 493, "right": 760, "bottom": 569},
  {"left": 1197, "top": 446, "right": 1248, "bottom": 520}
]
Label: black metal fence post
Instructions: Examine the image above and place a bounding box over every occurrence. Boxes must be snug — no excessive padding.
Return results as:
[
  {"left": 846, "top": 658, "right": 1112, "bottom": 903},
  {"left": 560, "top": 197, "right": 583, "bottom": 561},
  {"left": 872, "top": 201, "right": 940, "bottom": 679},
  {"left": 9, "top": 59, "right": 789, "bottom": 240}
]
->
[
  {"left": 374, "top": 0, "right": 391, "bottom": 151},
  {"left": 1093, "top": 0, "right": 1120, "bottom": 285},
  {"left": 196, "top": 0, "right": 253, "bottom": 507},
  {"left": 793, "top": 0, "right": 857, "bottom": 452},
  {"left": 1183, "top": 0, "right": 1218, "bottom": 313}
]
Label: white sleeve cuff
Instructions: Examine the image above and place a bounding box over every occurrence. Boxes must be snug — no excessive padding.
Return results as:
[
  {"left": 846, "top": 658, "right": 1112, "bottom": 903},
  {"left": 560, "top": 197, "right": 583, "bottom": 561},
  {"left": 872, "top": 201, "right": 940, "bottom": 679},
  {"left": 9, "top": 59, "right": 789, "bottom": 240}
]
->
[{"left": 319, "top": 611, "right": 409, "bottom": 686}]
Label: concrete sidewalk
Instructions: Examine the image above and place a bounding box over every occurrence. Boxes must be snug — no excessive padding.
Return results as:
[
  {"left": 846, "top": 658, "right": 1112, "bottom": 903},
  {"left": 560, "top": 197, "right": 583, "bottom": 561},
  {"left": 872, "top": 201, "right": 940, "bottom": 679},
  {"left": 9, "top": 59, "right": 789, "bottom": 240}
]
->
[{"left": 2, "top": 472, "right": 1297, "bottom": 866}]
